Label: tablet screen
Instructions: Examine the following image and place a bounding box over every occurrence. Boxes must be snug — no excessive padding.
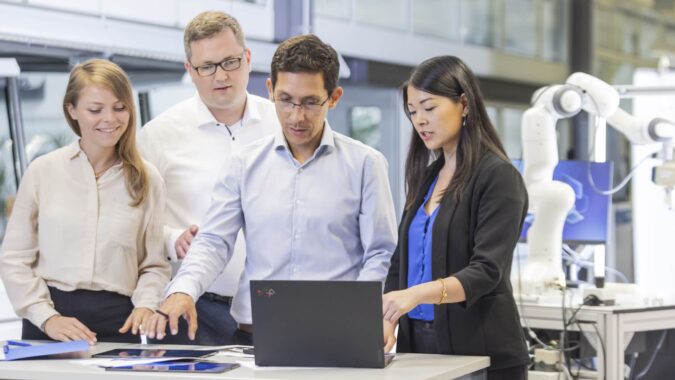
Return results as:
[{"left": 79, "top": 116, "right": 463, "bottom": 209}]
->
[
  {"left": 107, "top": 361, "right": 239, "bottom": 373},
  {"left": 93, "top": 348, "right": 217, "bottom": 359}
]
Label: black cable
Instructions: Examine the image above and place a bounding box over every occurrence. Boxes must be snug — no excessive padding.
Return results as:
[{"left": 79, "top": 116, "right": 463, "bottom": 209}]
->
[
  {"left": 635, "top": 330, "right": 668, "bottom": 379},
  {"left": 560, "top": 288, "right": 578, "bottom": 379},
  {"left": 590, "top": 322, "right": 607, "bottom": 380}
]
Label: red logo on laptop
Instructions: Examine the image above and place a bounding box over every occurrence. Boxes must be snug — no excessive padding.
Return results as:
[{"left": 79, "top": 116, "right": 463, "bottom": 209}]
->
[{"left": 256, "top": 288, "right": 275, "bottom": 298}]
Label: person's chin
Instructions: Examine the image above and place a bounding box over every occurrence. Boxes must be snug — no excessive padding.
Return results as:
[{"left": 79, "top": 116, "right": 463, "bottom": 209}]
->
[{"left": 422, "top": 141, "right": 439, "bottom": 150}]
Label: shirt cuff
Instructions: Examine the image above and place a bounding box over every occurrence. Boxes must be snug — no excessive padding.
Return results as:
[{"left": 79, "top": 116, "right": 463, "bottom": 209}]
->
[
  {"left": 165, "top": 279, "right": 201, "bottom": 303},
  {"left": 27, "top": 303, "right": 60, "bottom": 332},
  {"left": 164, "top": 226, "right": 183, "bottom": 262}
]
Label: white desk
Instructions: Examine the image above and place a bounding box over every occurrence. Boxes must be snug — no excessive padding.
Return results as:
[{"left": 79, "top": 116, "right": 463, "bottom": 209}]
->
[
  {"left": 0, "top": 342, "right": 489, "bottom": 380},
  {"left": 519, "top": 295, "right": 675, "bottom": 379}
]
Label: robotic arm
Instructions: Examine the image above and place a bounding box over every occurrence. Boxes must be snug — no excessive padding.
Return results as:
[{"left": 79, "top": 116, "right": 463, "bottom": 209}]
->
[{"left": 519, "top": 72, "right": 675, "bottom": 296}]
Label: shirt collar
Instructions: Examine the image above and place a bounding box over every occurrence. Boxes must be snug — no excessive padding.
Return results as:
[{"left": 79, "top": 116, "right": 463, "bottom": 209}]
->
[
  {"left": 194, "top": 92, "right": 261, "bottom": 128},
  {"left": 66, "top": 140, "right": 83, "bottom": 160},
  {"left": 273, "top": 120, "right": 336, "bottom": 154}
]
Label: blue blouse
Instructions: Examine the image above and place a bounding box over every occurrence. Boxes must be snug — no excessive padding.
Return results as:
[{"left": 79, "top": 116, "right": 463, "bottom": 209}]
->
[{"left": 406, "top": 176, "right": 440, "bottom": 321}]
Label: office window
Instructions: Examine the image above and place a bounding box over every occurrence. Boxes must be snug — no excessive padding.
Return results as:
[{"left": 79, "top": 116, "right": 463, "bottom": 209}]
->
[
  {"left": 461, "top": 0, "right": 502, "bottom": 48},
  {"left": 234, "top": 0, "right": 267, "bottom": 5},
  {"left": 595, "top": 7, "right": 617, "bottom": 52},
  {"left": 313, "top": 0, "right": 351, "bottom": 20},
  {"left": 19, "top": 74, "right": 76, "bottom": 165},
  {"left": 639, "top": 20, "right": 664, "bottom": 58},
  {"left": 0, "top": 85, "right": 17, "bottom": 244},
  {"left": 504, "top": 0, "right": 537, "bottom": 57},
  {"left": 501, "top": 108, "right": 524, "bottom": 159},
  {"left": 619, "top": 12, "right": 639, "bottom": 56},
  {"left": 413, "top": 0, "right": 461, "bottom": 41},
  {"left": 541, "top": 0, "right": 568, "bottom": 62},
  {"left": 354, "top": 0, "right": 408, "bottom": 30},
  {"left": 350, "top": 106, "right": 382, "bottom": 150}
]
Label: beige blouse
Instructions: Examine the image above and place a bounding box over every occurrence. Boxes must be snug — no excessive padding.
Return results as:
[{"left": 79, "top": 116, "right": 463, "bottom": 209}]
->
[{"left": 0, "top": 142, "right": 170, "bottom": 329}]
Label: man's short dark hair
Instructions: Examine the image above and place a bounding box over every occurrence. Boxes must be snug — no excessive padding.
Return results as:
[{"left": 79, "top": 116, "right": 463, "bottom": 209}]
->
[{"left": 270, "top": 34, "right": 339, "bottom": 95}]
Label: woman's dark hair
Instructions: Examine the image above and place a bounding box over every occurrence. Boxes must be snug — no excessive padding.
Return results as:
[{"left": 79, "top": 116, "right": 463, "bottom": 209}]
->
[{"left": 403, "top": 55, "right": 508, "bottom": 209}]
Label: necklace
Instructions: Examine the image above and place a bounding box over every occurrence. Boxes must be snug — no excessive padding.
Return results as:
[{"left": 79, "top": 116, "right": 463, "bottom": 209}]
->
[{"left": 94, "top": 160, "right": 119, "bottom": 179}]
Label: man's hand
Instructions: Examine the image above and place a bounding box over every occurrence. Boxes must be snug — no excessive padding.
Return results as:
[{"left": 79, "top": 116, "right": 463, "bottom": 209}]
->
[
  {"left": 43, "top": 315, "right": 97, "bottom": 345},
  {"left": 118, "top": 307, "right": 154, "bottom": 335},
  {"left": 382, "top": 288, "right": 421, "bottom": 323},
  {"left": 383, "top": 318, "right": 397, "bottom": 353},
  {"left": 175, "top": 224, "right": 199, "bottom": 259},
  {"left": 146, "top": 293, "right": 198, "bottom": 340}
]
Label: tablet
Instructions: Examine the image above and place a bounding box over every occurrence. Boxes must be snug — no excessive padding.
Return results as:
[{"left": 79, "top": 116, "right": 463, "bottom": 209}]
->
[
  {"left": 106, "top": 360, "right": 239, "bottom": 373},
  {"left": 93, "top": 348, "right": 217, "bottom": 359}
]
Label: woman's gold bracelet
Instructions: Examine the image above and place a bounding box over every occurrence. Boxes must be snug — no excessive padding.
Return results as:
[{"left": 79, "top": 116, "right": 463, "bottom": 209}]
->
[{"left": 436, "top": 278, "right": 447, "bottom": 305}]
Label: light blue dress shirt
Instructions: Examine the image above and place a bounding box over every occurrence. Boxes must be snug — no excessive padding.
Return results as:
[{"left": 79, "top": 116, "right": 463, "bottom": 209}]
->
[
  {"left": 167, "top": 122, "right": 398, "bottom": 324},
  {"left": 407, "top": 176, "right": 439, "bottom": 321}
]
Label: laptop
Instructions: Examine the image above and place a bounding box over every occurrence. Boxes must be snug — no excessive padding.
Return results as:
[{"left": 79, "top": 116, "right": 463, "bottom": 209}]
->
[{"left": 250, "top": 280, "right": 394, "bottom": 368}]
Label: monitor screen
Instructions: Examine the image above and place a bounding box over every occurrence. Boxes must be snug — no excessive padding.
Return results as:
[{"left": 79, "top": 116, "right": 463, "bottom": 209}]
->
[{"left": 512, "top": 160, "right": 613, "bottom": 244}]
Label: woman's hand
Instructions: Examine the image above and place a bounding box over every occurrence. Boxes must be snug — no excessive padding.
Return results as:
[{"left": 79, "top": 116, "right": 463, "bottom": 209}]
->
[
  {"left": 382, "top": 288, "right": 421, "bottom": 323},
  {"left": 43, "top": 315, "right": 97, "bottom": 345},
  {"left": 119, "top": 307, "right": 154, "bottom": 335},
  {"left": 383, "top": 318, "right": 398, "bottom": 353}
]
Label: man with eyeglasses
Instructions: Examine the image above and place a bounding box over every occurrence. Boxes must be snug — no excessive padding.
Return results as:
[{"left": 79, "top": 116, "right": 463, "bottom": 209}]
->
[
  {"left": 138, "top": 11, "right": 279, "bottom": 345},
  {"left": 147, "top": 34, "right": 397, "bottom": 345}
]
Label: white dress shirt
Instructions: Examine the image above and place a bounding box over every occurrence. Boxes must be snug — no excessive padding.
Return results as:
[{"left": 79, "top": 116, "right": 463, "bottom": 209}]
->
[
  {"left": 138, "top": 92, "right": 279, "bottom": 296},
  {"left": 0, "top": 142, "right": 170, "bottom": 329},
  {"left": 167, "top": 122, "right": 398, "bottom": 323}
]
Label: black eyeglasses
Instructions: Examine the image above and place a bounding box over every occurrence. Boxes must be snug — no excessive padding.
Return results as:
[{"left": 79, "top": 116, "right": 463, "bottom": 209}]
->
[
  {"left": 190, "top": 52, "right": 245, "bottom": 77},
  {"left": 273, "top": 96, "right": 331, "bottom": 114}
]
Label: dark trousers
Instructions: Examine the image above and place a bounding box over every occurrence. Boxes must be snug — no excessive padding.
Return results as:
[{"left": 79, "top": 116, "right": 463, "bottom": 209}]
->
[
  {"left": 409, "top": 319, "right": 528, "bottom": 380},
  {"left": 148, "top": 292, "right": 237, "bottom": 346},
  {"left": 22, "top": 287, "right": 138, "bottom": 343}
]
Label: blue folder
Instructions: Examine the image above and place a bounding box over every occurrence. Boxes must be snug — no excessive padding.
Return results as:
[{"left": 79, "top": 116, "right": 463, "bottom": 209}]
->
[{"left": 2, "top": 340, "right": 89, "bottom": 360}]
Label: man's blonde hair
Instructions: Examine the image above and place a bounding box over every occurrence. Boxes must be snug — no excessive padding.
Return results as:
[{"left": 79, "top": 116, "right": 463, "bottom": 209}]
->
[{"left": 184, "top": 11, "right": 245, "bottom": 59}]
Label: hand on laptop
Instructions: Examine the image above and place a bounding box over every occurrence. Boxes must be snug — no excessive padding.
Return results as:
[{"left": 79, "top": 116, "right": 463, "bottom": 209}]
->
[
  {"left": 175, "top": 225, "right": 199, "bottom": 259},
  {"left": 383, "top": 319, "right": 397, "bottom": 353},
  {"left": 146, "top": 292, "right": 198, "bottom": 340},
  {"left": 382, "top": 289, "right": 419, "bottom": 322}
]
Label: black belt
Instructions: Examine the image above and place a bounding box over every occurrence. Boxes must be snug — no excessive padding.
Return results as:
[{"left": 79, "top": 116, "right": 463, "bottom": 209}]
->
[{"left": 201, "top": 292, "right": 233, "bottom": 305}]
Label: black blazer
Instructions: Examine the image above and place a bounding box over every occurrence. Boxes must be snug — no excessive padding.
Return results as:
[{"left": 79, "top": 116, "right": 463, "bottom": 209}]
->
[{"left": 385, "top": 150, "right": 530, "bottom": 370}]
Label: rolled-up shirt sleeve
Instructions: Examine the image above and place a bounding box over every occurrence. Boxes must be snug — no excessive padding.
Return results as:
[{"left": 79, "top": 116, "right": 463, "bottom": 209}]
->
[
  {"left": 166, "top": 155, "right": 245, "bottom": 301},
  {"left": 0, "top": 164, "right": 59, "bottom": 329},
  {"left": 356, "top": 152, "right": 398, "bottom": 283},
  {"left": 131, "top": 170, "right": 171, "bottom": 310}
]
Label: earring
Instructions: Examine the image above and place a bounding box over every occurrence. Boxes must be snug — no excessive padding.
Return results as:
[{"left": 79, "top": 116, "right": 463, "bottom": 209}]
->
[{"left": 462, "top": 116, "right": 466, "bottom": 128}]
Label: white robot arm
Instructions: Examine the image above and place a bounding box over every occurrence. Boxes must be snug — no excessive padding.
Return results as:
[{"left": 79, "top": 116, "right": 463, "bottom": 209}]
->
[{"left": 519, "top": 72, "right": 675, "bottom": 296}]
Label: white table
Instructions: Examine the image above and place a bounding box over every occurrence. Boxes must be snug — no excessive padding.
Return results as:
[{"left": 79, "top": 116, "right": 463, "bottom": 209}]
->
[
  {"left": 519, "top": 293, "right": 675, "bottom": 379},
  {"left": 0, "top": 342, "right": 489, "bottom": 380}
]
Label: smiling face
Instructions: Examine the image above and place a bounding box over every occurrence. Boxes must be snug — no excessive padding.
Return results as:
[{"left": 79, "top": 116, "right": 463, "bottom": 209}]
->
[
  {"left": 186, "top": 29, "right": 251, "bottom": 118},
  {"left": 66, "top": 84, "right": 130, "bottom": 153},
  {"left": 406, "top": 86, "right": 466, "bottom": 153},
  {"left": 266, "top": 72, "right": 342, "bottom": 160}
]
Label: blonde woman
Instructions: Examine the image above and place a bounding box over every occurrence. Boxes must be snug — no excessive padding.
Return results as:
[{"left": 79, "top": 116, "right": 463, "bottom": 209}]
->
[{"left": 0, "top": 59, "right": 170, "bottom": 344}]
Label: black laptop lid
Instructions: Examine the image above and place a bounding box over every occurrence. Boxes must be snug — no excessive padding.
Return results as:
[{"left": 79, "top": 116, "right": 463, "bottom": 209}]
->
[{"left": 250, "top": 280, "right": 386, "bottom": 368}]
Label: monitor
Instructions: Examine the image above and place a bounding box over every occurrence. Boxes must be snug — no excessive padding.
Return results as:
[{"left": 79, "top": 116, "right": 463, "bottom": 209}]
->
[{"left": 512, "top": 160, "right": 613, "bottom": 244}]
